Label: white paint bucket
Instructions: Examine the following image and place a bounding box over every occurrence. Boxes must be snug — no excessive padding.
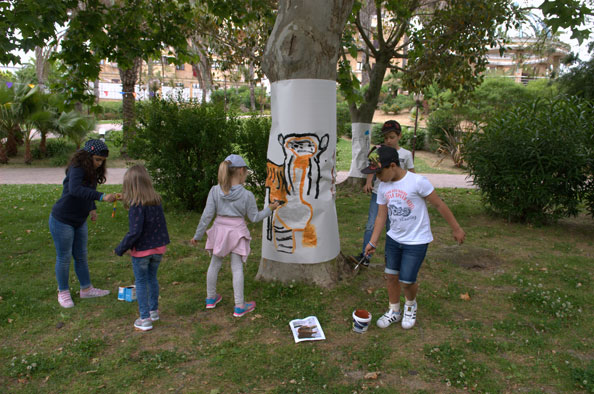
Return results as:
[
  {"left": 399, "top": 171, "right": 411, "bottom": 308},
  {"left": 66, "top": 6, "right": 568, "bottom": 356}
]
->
[{"left": 352, "top": 309, "right": 372, "bottom": 333}]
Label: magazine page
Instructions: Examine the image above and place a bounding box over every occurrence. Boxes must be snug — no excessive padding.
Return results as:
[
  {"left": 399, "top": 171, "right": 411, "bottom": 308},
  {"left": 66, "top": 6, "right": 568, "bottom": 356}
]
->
[{"left": 289, "top": 316, "right": 326, "bottom": 343}]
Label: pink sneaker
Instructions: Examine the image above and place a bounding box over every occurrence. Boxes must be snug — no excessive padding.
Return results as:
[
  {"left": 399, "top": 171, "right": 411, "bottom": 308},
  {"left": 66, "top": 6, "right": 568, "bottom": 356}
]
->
[
  {"left": 80, "top": 286, "right": 110, "bottom": 299},
  {"left": 58, "top": 290, "right": 74, "bottom": 308}
]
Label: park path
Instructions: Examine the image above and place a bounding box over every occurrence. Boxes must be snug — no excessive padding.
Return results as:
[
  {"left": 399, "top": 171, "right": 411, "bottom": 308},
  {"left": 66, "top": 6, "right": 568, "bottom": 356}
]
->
[{"left": 0, "top": 167, "right": 475, "bottom": 188}]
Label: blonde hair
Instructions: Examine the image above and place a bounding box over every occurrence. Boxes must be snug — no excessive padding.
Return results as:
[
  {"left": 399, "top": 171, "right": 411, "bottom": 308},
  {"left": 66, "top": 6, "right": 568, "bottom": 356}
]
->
[
  {"left": 218, "top": 160, "right": 244, "bottom": 194},
  {"left": 122, "top": 165, "right": 162, "bottom": 206}
]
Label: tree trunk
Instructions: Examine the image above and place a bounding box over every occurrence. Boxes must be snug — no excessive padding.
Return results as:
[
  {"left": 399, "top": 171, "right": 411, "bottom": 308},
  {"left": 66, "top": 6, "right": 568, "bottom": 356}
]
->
[
  {"left": 359, "top": 0, "right": 375, "bottom": 86},
  {"left": 257, "top": 0, "right": 355, "bottom": 288},
  {"left": 6, "top": 127, "right": 19, "bottom": 157},
  {"left": 93, "top": 80, "right": 100, "bottom": 105},
  {"left": 0, "top": 143, "right": 8, "bottom": 164},
  {"left": 34, "top": 46, "right": 52, "bottom": 89},
  {"left": 24, "top": 138, "right": 32, "bottom": 164},
  {"left": 248, "top": 62, "right": 256, "bottom": 111},
  {"left": 39, "top": 132, "right": 47, "bottom": 157},
  {"left": 345, "top": 54, "right": 390, "bottom": 183},
  {"left": 118, "top": 57, "right": 142, "bottom": 156}
]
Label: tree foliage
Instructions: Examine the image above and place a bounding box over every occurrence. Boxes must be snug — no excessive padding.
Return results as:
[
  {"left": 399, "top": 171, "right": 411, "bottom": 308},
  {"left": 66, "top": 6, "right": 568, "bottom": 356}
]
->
[{"left": 557, "top": 57, "right": 594, "bottom": 100}]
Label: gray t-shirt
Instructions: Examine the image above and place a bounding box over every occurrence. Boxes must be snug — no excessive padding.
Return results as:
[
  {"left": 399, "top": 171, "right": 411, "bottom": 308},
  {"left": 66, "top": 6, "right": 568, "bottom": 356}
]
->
[{"left": 193, "top": 184, "right": 271, "bottom": 240}]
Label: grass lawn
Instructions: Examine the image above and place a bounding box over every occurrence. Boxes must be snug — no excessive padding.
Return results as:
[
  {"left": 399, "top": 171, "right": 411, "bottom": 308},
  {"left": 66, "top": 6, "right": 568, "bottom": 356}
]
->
[{"left": 1, "top": 185, "right": 592, "bottom": 393}]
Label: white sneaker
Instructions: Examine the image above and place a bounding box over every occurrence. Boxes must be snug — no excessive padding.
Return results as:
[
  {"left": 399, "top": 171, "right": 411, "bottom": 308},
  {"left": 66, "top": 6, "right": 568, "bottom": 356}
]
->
[
  {"left": 376, "top": 309, "right": 402, "bottom": 328},
  {"left": 402, "top": 302, "right": 417, "bottom": 329}
]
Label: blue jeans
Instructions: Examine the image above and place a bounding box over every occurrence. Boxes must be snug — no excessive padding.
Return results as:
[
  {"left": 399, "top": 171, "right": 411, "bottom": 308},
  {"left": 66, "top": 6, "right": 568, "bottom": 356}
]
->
[
  {"left": 132, "top": 254, "right": 162, "bottom": 319},
  {"left": 49, "top": 214, "right": 91, "bottom": 292},
  {"left": 361, "top": 192, "right": 390, "bottom": 257},
  {"left": 384, "top": 235, "right": 428, "bottom": 284}
]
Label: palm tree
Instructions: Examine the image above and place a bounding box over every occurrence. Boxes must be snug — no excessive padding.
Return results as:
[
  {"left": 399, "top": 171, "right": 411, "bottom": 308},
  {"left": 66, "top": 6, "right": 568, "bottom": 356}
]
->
[
  {"left": 0, "top": 83, "right": 19, "bottom": 164},
  {"left": 55, "top": 110, "right": 96, "bottom": 149},
  {"left": 12, "top": 84, "right": 51, "bottom": 164}
]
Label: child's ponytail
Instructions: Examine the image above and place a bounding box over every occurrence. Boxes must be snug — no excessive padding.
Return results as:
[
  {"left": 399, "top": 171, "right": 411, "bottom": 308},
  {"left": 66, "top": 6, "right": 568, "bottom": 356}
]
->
[{"left": 218, "top": 160, "right": 232, "bottom": 194}]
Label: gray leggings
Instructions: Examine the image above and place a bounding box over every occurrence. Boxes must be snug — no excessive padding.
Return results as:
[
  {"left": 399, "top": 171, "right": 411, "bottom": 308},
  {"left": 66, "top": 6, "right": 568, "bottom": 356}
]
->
[{"left": 206, "top": 253, "right": 244, "bottom": 306}]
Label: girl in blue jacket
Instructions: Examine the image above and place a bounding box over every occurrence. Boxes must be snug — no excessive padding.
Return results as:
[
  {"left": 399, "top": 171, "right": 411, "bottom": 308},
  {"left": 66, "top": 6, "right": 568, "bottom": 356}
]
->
[
  {"left": 115, "top": 165, "right": 170, "bottom": 331},
  {"left": 50, "top": 139, "right": 117, "bottom": 308}
]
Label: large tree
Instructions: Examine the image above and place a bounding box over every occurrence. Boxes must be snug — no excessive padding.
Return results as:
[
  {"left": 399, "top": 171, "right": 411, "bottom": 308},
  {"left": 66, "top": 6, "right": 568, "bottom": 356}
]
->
[
  {"left": 340, "top": 0, "right": 521, "bottom": 181},
  {"left": 255, "top": 0, "right": 355, "bottom": 287},
  {"left": 1, "top": 0, "right": 195, "bottom": 153}
]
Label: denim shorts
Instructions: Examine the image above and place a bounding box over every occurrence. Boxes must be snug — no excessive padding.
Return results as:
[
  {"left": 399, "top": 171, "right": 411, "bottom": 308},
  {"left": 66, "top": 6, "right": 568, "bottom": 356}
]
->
[{"left": 384, "top": 235, "right": 429, "bottom": 284}]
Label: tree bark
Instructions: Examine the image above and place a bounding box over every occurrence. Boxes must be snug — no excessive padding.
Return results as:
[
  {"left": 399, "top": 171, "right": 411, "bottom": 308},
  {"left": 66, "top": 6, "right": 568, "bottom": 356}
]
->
[
  {"left": 248, "top": 62, "right": 256, "bottom": 111},
  {"left": 257, "top": 0, "right": 355, "bottom": 288},
  {"left": 6, "top": 127, "right": 20, "bottom": 157},
  {"left": 118, "top": 57, "right": 142, "bottom": 156},
  {"left": 0, "top": 143, "right": 8, "bottom": 164},
  {"left": 39, "top": 132, "right": 47, "bottom": 157}
]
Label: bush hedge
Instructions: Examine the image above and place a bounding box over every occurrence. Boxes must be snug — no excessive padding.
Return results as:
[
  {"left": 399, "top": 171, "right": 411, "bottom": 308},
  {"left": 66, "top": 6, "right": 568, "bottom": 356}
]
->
[
  {"left": 131, "top": 99, "right": 239, "bottom": 211},
  {"left": 464, "top": 98, "right": 594, "bottom": 223},
  {"left": 236, "top": 116, "right": 271, "bottom": 202}
]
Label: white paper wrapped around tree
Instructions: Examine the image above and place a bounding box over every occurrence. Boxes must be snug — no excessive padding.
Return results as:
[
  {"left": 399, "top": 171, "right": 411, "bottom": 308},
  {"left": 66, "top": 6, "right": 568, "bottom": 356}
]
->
[{"left": 262, "top": 79, "right": 340, "bottom": 264}]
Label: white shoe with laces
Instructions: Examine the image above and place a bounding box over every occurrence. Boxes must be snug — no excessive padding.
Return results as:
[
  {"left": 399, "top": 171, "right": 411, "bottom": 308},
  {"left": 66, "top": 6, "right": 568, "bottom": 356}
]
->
[
  {"left": 402, "top": 302, "right": 417, "bottom": 330},
  {"left": 376, "top": 309, "right": 402, "bottom": 328}
]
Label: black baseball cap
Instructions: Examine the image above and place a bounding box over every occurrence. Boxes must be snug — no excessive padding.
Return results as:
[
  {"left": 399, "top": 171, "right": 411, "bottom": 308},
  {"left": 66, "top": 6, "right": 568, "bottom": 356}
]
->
[
  {"left": 381, "top": 120, "right": 402, "bottom": 135},
  {"left": 361, "top": 145, "right": 400, "bottom": 174}
]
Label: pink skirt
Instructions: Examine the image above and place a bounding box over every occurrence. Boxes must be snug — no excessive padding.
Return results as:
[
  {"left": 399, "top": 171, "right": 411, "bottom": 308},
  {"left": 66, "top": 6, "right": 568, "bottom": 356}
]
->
[{"left": 205, "top": 216, "right": 251, "bottom": 262}]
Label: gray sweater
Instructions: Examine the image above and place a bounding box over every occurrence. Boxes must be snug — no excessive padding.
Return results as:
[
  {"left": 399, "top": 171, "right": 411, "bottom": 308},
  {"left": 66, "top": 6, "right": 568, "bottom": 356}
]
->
[{"left": 193, "top": 184, "right": 272, "bottom": 241}]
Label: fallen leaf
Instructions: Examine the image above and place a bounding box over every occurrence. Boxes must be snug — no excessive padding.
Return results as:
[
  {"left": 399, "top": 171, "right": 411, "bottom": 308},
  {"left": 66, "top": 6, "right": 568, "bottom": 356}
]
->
[
  {"left": 289, "top": 379, "right": 297, "bottom": 384},
  {"left": 539, "top": 268, "right": 548, "bottom": 272},
  {"left": 365, "top": 372, "right": 379, "bottom": 380},
  {"left": 172, "top": 281, "right": 181, "bottom": 285},
  {"left": 25, "top": 230, "right": 32, "bottom": 234},
  {"left": 460, "top": 292, "right": 471, "bottom": 301},
  {"left": 7, "top": 318, "right": 13, "bottom": 323},
  {"left": 366, "top": 288, "right": 374, "bottom": 294},
  {"left": 44, "top": 376, "right": 50, "bottom": 383}
]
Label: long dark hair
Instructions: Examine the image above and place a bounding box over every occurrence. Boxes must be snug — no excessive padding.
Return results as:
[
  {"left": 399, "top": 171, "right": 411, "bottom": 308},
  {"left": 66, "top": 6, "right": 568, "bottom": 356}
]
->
[{"left": 66, "top": 150, "right": 107, "bottom": 185}]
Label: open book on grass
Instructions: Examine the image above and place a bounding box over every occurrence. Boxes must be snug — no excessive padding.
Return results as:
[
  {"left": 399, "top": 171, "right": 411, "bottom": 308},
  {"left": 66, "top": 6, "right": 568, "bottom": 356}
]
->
[{"left": 289, "top": 316, "right": 326, "bottom": 343}]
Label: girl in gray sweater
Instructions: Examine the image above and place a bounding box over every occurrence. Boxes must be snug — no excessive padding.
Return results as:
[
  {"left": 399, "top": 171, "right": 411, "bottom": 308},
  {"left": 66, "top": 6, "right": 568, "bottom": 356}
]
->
[{"left": 191, "top": 154, "right": 280, "bottom": 317}]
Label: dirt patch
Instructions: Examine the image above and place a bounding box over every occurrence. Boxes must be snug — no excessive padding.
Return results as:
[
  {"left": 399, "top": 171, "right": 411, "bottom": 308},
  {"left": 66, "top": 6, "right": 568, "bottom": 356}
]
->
[
  {"left": 372, "top": 109, "right": 426, "bottom": 128},
  {"left": 430, "top": 245, "right": 504, "bottom": 270}
]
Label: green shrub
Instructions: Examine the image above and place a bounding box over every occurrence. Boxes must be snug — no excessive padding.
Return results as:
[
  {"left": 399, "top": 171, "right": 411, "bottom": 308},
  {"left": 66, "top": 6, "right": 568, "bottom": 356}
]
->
[
  {"left": 32, "top": 138, "right": 76, "bottom": 160},
  {"left": 104, "top": 129, "right": 123, "bottom": 149},
  {"left": 426, "top": 108, "right": 460, "bottom": 151},
  {"left": 336, "top": 101, "right": 351, "bottom": 138},
  {"left": 210, "top": 86, "right": 269, "bottom": 113},
  {"left": 96, "top": 101, "right": 122, "bottom": 120},
  {"left": 464, "top": 98, "right": 594, "bottom": 223},
  {"left": 130, "top": 99, "right": 239, "bottom": 210},
  {"left": 380, "top": 94, "right": 415, "bottom": 115},
  {"left": 236, "top": 116, "right": 270, "bottom": 202},
  {"left": 400, "top": 127, "right": 426, "bottom": 151}
]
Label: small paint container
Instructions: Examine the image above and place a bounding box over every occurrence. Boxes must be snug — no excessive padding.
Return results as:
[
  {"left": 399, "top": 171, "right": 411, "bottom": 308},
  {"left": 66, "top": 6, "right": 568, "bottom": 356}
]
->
[
  {"left": 352, "top": 309, "right": 372, "bottom": 333},
  {"left": 117, "top": 286, "right": 137, "bottom": 302}
]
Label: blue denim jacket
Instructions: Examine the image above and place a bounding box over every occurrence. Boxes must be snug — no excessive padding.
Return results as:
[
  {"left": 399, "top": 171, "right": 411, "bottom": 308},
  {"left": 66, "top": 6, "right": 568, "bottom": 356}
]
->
[{"left": 115, "top": 204, "right": 170, "bottom": 256}]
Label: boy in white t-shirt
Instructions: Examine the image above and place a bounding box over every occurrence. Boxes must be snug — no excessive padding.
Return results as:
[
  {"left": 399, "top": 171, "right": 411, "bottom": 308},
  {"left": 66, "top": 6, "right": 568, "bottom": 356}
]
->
[
  {"left": 350, "top": 120, "right": 415, "bottom": 268},
  {"left": 363, "top": 145, "right": 465, "bottom": 329}
]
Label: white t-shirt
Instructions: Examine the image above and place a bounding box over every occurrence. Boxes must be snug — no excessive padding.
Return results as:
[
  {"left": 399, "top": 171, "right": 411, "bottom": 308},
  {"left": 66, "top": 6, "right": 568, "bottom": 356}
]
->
[
  {"left": 376, "top": 171, "right": 435, "bottom": 245},
  {"left": 372, "top": 147, "right": 415, "bottom": 193}
]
